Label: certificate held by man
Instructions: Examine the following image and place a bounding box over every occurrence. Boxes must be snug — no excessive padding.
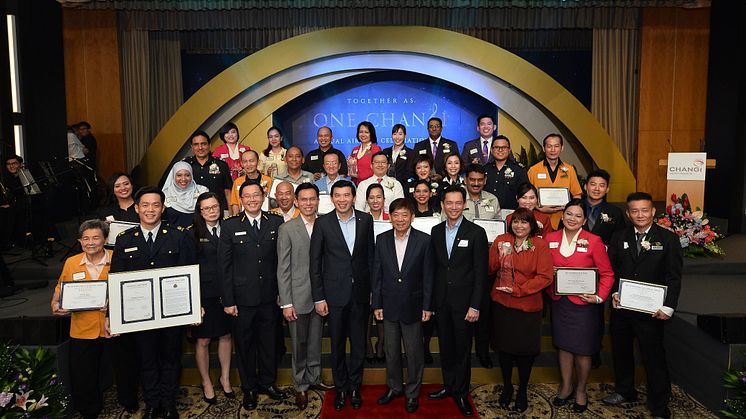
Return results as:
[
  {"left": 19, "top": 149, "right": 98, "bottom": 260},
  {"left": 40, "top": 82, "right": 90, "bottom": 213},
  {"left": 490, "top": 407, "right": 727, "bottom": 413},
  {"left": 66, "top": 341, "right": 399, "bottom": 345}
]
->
[
  {"left": 538, "top": 187, "right": 570, "bottom": 207},
  {"left": 60, "top": 280, "right": 108, "bottom": 311},
  {"left": 618, "top": 278, "right": 667, "bottom": 314},
  {"left": 554, "top": 268, "right": 598, "bottom": 296}
]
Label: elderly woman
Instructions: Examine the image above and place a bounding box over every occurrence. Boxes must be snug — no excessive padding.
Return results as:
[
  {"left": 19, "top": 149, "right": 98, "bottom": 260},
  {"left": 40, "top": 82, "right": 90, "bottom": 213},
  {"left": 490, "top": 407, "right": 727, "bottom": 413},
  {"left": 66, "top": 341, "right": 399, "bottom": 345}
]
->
[
  {"left": 348, "top": 121, "right": 381, "bottom": 184},
  {"left": 191, "top": 192, "right": 235, "bottom": 403},
  {"left": 212, "top": 122, "right": 250, "bottom": 180},
  {"left": 98, "top": 172, "right": 139, "bottom": 223},
  {"left": 51, "top": 219, "right": 139, "bottom": 417},
  {"left": 489, "top": 208, "right": 553, "bottom": 412},
  {"left": 505, "top": 183, "right": 553, "bottom": 238},
  {"left": 545, "top": 199, "right": 614, "bottom": 412},
  {"left": 162, "top": 161, "right": 208, "bottom": 228},
  {"left": 258, "top": 126, "right": 288, "bottom": 178}
]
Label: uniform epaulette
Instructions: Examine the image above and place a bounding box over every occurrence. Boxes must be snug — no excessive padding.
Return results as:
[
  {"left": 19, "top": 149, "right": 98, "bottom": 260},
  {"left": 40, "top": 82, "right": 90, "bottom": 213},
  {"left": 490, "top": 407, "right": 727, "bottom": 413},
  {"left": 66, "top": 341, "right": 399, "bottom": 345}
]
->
[
  {"left": 175, "top": 226, "right": 184, "bottom": 232},
  {"left": 185, "top": 224, "right": 194, "bottom": 231},
  {"left": 265, "top": 211, "right": 283, "bottom": 220},
  {"left": 117, "top": 229, "right": 130, "bottom": 237},
  {"left": 516, "top": 161, "right": 525, "bottom": 168},
  {"left": 223, "top": 213, "right": 239, "bottom": 220}
]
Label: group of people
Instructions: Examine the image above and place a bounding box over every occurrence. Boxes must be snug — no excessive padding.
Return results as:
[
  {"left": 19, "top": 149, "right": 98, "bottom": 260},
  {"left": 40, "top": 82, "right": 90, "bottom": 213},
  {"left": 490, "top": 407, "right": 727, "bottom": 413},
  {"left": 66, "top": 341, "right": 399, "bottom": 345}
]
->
[{"left": 52, "top": 116, "right": 683, "bottom": 419}]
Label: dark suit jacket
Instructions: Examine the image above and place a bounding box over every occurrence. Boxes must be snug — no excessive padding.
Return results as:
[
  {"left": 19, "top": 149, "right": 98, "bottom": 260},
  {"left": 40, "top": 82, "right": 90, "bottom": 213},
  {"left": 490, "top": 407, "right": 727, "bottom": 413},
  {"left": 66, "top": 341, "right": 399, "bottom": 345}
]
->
[
  {"left": 193, "top": 226, "right": 221, "bottom": 299},
  {"left": 413, "top": 137, "right": 460, "bottom": 175},
  {"left": 583, "top": 200, "right": 626, "bottom": 245},
  {"left": 381, "top": 145, "right": 415, "bottom": 185},
  {"left": 110, "top": 224, "right": 196, "bottom": 273},
  {"left": 310, "top": 210, "right": 374, "bottom": 307},
  {"left": 608, "top": 223, "right": 683, "bottom": 309},
  {"left": 372, "top": 228, "right": 434, "bottom": 324},
  {"left": 461, "top": 138, "right": 492, "bottom": 167},
  {"left": 430, "top": 218, "right": 488, "bottom": 313},
  {"left": 218, "top": 211, "right": 284, "bottom": 307}
]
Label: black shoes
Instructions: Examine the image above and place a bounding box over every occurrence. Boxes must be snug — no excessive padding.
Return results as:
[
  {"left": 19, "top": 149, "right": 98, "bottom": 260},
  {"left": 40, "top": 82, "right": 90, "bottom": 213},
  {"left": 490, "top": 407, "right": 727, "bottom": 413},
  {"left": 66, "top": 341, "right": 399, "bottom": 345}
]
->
[
  {"left": 513, "top": 391, "right": 528, "bottom": 413},
  {"left": 573, "top": 401, "right": 588, "bottom": 413},
  {"left": 424, "top": 350, "right": 434, "bottom": 365},
  {"left": 162, "top": 405, "right": 179, "bottom": 419},
  {"left": 498, "top": 385, "right": 513, "bottom": 408},
  {"left": 258, "top": 385, "right": 285, "bottom": 400},
  {"left": 243, "top": 390, "right": 258, "bottom": 410},
  {"left": 552, "top": 388, "right": 574, "bottom": 407},
  {"left": 477, "top": 352, "right": 493, "bottom": 369},
  {"left": 142, "top": 406, "right": 159, "bottom": 419},
  {"left": 455, "top": 396, "right": 474, "bottom": 417},
  {"left": 406, "top": 397, "right": 419, "bottom": 413},
  {"left": 427, "top": 387, "right": 449, "bottom": 400},
  {"left": 123, "top": 403, "right": 139, "bottom": 414},
  {"left": 377, "top": 388, "right": 403, "bottom": 405},
  {"left": 350, "top": 387, "right": 363, "bottom": 409},
  {"left": 333, "top": 390, "right": 347, "bottom": 411}
]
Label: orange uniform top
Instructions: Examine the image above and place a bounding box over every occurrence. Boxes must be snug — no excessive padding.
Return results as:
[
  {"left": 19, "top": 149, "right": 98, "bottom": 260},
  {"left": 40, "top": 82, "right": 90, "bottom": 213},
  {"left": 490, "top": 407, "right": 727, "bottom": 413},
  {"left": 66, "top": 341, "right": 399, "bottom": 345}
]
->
[
  {"left": 54, "top": 250, "right": 112, "bottom": 339},
  {"left": 527, "top": 160, "right": 583, "bottom": 229},
  {"left": 229, "top": 174, "right": 273, "bottom": 208}
]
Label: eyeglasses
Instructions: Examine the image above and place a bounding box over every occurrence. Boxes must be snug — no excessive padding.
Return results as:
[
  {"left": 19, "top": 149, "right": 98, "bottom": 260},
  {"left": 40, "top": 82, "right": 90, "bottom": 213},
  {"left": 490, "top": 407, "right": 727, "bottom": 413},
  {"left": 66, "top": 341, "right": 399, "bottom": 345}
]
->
[
  {"left": 428, "top": 125, "right": 441, "bottom": 129},
  {"left": 200, "top": 204, "right": 220, "bottom": 212},
  {"left": 241, "top": 193, "right": 264, "bottom": 200},
  {"left": 492, "top": 146, "right": 510, "bottom": 151}
]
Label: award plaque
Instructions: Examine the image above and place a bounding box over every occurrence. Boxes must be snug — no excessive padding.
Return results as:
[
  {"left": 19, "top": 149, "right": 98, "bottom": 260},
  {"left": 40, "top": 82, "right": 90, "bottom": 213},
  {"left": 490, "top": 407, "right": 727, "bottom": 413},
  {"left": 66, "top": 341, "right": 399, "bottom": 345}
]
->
[
  {"left": 618, "top": 278, "right": 667, "bottom": 314},
  {"left": 554, "top": 268, "right": 598, "bottom": 296},
  {"left": 538, "top": 187, "right": 570, "bottom": 207}
]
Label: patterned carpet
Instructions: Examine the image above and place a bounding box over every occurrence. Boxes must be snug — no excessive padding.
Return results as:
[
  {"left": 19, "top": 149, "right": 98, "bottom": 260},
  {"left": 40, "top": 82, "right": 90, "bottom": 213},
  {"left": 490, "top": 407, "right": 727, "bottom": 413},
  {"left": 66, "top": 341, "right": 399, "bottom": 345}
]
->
[{"left": 91, "top": 383, "right": 716, "bottom": 418}]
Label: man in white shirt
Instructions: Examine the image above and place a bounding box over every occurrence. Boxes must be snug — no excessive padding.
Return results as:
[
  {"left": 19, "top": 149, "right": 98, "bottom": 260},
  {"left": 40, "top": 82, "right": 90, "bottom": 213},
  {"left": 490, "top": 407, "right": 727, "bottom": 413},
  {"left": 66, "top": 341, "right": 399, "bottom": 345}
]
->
[{"left": 355, "top": 152, "right": 404, "bottom": 213}]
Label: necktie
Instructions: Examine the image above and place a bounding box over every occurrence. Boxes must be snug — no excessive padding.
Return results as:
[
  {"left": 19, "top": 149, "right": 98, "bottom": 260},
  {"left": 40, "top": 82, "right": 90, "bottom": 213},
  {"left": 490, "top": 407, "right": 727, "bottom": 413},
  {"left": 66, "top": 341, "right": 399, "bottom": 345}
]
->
[
  {"left": 635, "top": 232, "right": 644, "bottom": 255},
  {"left": 212, "top": 227, "right": 218, "bottom": 238},
  {"left": 147, "top": 231, "right": 154, "bottom": 250},
  {"left": 474, "top": 200, "right": 480, "bottom": 218},
  {"left": 587, "top": 206, "right": 597, "bottom": 231},
  {"left": 482, "top": 141, "right": 489, "bottom": 160},
  {"left": 377, "top": 177, "right": 382, "bottom": 184},
  {"left": 431, "top": 141, "right": 438, "bottom": 159},
  {"left": 252, "top": 219, "right": 259, "bottom": 238}
]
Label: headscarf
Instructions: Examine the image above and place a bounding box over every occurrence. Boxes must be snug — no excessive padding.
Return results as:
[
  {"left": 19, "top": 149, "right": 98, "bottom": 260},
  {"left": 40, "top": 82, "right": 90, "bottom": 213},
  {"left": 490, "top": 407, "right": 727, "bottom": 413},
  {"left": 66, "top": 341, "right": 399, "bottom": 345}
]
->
[{"left": 162, "top": 161, "right": 208, "bottom": 213}]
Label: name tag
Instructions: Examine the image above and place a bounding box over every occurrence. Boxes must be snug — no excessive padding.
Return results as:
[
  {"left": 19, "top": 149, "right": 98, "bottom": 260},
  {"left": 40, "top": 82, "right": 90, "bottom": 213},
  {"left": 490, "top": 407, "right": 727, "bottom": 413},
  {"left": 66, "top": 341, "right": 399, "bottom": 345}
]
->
[
  {"left": 577, "top": 247, "right": 588, "bottom": 253},
  {"left": 458, "top": 239, "right": 469, "bottom": 247},
  {"left": 310, "top": 155, "right": 319, "bottom": 161},
  {"left": 485, "top": 206, "right": 495, "bottom": 212},
  {"left": 220, "top": 153, "right": 229, "bottom": 159},
  {"left": 72, "top": 272, "right": 86, "bottom": 281},
  {"left": 623, "top": 242, "right": 629, "bottom": 249},
  {"left": 537, "top": 173, "right": 547, "bottom": 179},
  {"left": 105, "top": 215, "right": 114, "bottom": 222},
  {"left": 549, "top": 242, "right": 559, "bottom": 249},
  {"left": 400, "top": 156, "right": 407, "bottom": 160},
  {"left": 652, "top": 245, "right": 663, "bottom": 251},
  {"left": 267, "top": 156, "right": 274, "bottom": 161},
  {"left": 419, "top": 149, "right": 427, "bottom": 155},
  {"left": 124, "top": 247, "right": 138, "bottom": 253},
  {"left": 469, "top": 148, "right": 477, "bottom": 154},
  {"left": 409, "top": 187, "right": 414, "bottom": 193},
  {"left": 199, "top": 238, "right": 210, "bottom": 242},
  {"left": 235, "top": 231, "right": 247, "bottom": 236}
]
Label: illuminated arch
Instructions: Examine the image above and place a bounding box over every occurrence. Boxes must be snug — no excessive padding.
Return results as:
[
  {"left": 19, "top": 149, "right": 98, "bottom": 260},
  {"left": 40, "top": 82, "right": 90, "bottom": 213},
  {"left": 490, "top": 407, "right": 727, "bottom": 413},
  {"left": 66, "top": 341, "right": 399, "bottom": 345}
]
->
[{"left": 141, "top": 26, "right": 634, "bottom": 200}]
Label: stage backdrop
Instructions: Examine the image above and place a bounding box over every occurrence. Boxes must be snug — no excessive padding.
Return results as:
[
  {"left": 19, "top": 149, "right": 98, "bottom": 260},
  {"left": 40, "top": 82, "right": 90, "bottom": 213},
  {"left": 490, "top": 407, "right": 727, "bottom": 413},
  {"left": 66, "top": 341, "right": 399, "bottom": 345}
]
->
[{"left": 273, "top": 71, "right": 497, "bottom": 156}]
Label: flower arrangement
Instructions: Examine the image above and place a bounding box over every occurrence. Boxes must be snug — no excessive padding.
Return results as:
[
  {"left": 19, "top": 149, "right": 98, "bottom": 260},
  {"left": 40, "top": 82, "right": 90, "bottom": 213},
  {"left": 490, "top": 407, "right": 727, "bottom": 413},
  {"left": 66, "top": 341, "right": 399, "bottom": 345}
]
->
[
  {"left": 0, "top": 343, "right": 68, "bottom": 418},
  {"left": 722, "top": 350, "right": 746, "bottom": 418},
  {"left": 655, "top": 193, "right": 725, "bottom": 258}
]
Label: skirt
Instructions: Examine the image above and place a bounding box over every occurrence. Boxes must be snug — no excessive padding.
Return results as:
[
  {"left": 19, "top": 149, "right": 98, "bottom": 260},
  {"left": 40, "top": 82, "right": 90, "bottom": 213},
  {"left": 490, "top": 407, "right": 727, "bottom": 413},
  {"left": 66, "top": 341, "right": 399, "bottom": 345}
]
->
[
  {"left": 491, "top": 302, "right": 542, "bottom": 356},
  {"left": 551, "top": 297, "right": 601, "bottom": 356},
  {"left": 191, "top": 297, "right": 232, "bottom": 339}
]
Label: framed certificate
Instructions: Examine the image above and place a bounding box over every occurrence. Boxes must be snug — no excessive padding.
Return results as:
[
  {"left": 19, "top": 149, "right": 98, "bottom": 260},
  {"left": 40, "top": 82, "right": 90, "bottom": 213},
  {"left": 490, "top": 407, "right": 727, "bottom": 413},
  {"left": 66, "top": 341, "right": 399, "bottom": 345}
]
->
[
  {"left": 411, "top": 216, "right": 441, "bottom": 235},
  {"left": 317, "top": 194, "right": 335, "bottom": 215},
  {"left": 108, "top": 264, "right": 201, "bottom": 334},
  {"left": 538, "top": 187, "right": 570, "bottom": 207},
  {"left": 473, "top": 219, "right": 506, "bottom": 242},
  {"left": 373, "top": 220, "right": 392, "bottom": 243},
  {"left": 106, "top": 221, "right": 139, "bottom": 246},
  {"left": 618, "top": 278, "right": 667, "bottom": 314},
  {"left": 60, "top": 280, "right": 108, "bottom": 311},
  {"left": 268, "top": 177, "right": 299, "bottom": 200},
  {"left": 554, "top": 268, "right": 598, "bottom": 296}
]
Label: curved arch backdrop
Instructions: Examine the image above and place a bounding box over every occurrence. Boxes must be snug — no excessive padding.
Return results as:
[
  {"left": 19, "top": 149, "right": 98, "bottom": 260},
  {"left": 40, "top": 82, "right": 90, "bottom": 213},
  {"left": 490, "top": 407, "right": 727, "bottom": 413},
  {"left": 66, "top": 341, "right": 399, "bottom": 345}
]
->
[{"left": 141, "top": 26, "right": 635, "bottom": 201}]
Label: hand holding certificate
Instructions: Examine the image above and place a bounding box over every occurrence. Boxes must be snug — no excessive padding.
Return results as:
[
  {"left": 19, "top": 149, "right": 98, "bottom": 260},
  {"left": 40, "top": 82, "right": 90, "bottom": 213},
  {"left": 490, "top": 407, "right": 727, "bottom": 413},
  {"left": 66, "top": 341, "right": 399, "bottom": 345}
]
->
[
  {"left": 554, "top": 268, "right": 598, "bottom": 296},
  {"left": 106, "top": 221, "right": 138, "bottom": 246},
  {"left": 60, "top": 280, "right": 108, "bottom": 311},
  {"left": 617, "top": 278, "right": 667, "bottom": 314},
  {"left": 538, "top": 187, "right": 570, "bottom": 207}
]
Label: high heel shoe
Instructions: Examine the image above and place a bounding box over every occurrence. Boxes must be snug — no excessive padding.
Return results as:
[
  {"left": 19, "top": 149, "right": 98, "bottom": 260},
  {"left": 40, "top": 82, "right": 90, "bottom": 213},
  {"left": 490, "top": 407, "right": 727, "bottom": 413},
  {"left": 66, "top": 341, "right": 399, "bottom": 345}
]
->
[
  {"left": 498, "top": 385, "right": 513, "bottom": 408},
  {"left": 552, "top": 388, "right": 575, "bottom": 407},
  {"left": 201, "top": 386, "right": 217, "bottom": 405},
  {"left": 219, "top": 378, "right": 235, "bottom": 399},
  {"left": 572, "top": 401, "right": 588, "bottom": 413}
]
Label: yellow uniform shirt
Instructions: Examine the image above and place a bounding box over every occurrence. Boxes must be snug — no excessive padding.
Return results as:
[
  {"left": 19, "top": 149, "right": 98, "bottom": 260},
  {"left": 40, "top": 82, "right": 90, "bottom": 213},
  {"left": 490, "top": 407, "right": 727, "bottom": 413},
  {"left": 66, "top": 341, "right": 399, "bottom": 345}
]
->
[
  {"left": 527, "top": 160, "right": 582, "bottom": 229},
  {"left": 229, "top": 174, "right": 273, "bottom": 208}
]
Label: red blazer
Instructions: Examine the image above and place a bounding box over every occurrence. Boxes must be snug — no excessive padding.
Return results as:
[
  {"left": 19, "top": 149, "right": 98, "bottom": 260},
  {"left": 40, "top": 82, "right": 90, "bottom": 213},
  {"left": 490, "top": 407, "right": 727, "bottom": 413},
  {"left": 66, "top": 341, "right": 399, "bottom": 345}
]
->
[
  {"left": 488, "top": 234, "right": 554, "bottom": 313},
  {"left": 350, "top": 144, "right": 382, "bottom": 185},
  {"left": 506, "top": 209, "right": 553, "bottom": 239},
  {"left": 545, "top": 229, "right": 614, "bottom": 305}
]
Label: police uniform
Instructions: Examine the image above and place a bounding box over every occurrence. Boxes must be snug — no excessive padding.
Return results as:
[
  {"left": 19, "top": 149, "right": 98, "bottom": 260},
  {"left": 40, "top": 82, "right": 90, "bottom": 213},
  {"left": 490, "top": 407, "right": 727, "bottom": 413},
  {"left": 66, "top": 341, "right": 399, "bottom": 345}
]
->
[
  {"left": 184, "top": 155, "right": 233, "bottom": 211},
  {"left": 485, "top": 159, "right": 529, "bottom": 210},
  {"left": 303, "top": 146, "right": 348, "bottom": 176},
  {"left": 110, "top": 223, "right": 197, "bottom": 414},
  {"left": 218, "top": 211, "right": 285, "bottom": 394}
]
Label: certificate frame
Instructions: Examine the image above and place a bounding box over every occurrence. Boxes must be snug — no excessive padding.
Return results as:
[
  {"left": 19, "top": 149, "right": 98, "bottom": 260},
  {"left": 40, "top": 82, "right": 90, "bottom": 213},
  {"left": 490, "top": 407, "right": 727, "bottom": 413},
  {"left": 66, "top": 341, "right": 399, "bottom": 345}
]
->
[
  {"left": 60, "top": 280, "right": 108, "bottom": 311},
  {"left": 473, "top": 219, "right": 506, "bottom": 243},
  {"left": 317, "top": 194, "right": 335, "bottom": 215},
  {"left": 106, "top": 221, "right": 139, "bottom": 246},
  {"left": 554, "top": 268, "right": 598, "bottom": 296},
  {"left": 618, "top": 278, "right": 668, "bottom": 314},
  {"left": 108, "top": 264, "right": 201, "bottom": 334},
  {"left": 373, "top": 220, "right": 393, "bottom": 243},
  {"left": 538, "top": 187, "right": 570, "bottom": 207},
  {"left": 411, "top": 216, "right": 441, "bottom": 236}
]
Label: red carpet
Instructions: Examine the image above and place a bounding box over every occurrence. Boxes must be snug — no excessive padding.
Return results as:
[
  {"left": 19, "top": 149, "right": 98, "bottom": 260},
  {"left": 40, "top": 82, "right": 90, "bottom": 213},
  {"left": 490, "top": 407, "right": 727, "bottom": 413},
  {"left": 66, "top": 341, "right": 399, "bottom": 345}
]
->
[{"left": 320, "top": 384, "right": 479, "bottom": 418}]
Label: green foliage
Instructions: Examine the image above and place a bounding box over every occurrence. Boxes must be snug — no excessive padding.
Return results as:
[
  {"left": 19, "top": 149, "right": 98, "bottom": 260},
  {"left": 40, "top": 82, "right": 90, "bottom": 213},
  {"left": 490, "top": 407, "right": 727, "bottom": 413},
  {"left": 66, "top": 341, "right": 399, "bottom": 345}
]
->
[
  {"left": 722, "top": 352, "right": 746, "bottom": 418},
  {"left": 0, "top": 343, "right": 69, "bottom": 418}
]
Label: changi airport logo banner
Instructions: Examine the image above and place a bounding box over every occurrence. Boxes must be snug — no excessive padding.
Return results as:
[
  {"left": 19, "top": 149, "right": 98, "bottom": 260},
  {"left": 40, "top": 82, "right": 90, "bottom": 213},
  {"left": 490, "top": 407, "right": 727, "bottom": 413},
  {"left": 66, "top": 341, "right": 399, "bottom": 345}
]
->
[
  {"left": 667, "top": 152, "right": 707, "bottom": 181},
  {"left": 275, "top": 72, "right": 497, "bottom": 157}
]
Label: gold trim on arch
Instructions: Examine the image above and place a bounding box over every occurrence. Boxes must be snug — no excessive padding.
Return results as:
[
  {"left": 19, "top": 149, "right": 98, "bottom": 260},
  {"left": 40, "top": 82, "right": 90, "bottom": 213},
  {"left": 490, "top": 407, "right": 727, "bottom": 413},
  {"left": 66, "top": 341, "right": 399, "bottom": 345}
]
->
[{"left": 141, "top": 26, "right": 635, "bottom": 201}]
